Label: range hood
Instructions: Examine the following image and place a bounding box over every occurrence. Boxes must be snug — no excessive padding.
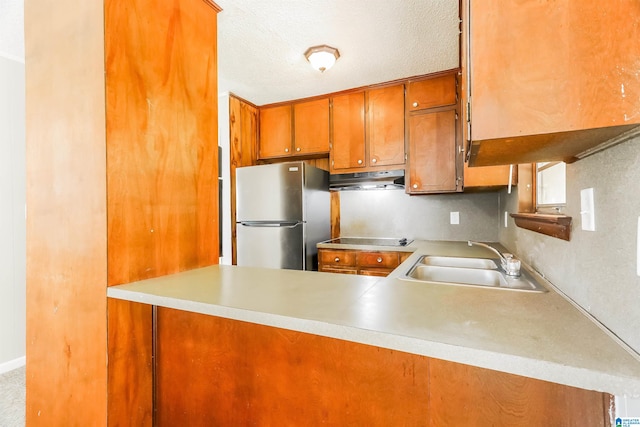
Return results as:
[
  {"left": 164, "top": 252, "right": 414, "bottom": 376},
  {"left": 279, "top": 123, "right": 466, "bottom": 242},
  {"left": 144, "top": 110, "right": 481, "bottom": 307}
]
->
[{"left": 329, "top": 169, "right": 405, "bottom": 191}]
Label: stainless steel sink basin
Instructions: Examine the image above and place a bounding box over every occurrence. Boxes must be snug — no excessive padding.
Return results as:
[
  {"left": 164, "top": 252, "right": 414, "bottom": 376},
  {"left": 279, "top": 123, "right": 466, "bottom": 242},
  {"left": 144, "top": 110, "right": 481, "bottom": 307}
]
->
[
  {"left": 408, "top": 265, "right": 507, "bottom": 287},
  {"left": 419, "top": 255, "right": 498, "bottom": 270},
  {"left": 400, "top": 255, "right": 546, "bottom": 292}
]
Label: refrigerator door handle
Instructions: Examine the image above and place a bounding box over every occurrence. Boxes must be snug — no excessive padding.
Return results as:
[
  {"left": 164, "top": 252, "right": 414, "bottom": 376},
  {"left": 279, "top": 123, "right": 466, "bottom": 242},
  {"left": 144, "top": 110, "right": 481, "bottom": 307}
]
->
[{"left": 240, "top": 221, "right": 302, "bottom": 229}]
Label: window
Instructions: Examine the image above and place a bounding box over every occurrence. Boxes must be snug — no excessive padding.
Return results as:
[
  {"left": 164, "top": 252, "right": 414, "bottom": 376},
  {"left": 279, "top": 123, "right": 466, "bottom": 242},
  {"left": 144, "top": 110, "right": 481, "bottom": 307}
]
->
[
  {"left": 536, "top": 161, "right": 566, "bottom": 213},
  {"left": 510, "top": 162, "right": 572, "bottom": 241}
]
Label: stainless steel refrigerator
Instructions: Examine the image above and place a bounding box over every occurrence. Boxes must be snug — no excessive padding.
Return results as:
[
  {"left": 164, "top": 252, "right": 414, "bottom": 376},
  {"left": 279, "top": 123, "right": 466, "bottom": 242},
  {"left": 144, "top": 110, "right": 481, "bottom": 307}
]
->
[{"left": 235, "top": 162, "right": 330, "bottom": 270}]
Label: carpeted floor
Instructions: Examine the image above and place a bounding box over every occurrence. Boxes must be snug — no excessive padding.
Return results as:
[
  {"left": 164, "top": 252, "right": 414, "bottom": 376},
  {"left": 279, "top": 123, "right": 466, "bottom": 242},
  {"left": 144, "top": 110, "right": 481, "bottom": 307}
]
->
[{"left": 0, "top": 366, "right": 25, "bottom": 427}]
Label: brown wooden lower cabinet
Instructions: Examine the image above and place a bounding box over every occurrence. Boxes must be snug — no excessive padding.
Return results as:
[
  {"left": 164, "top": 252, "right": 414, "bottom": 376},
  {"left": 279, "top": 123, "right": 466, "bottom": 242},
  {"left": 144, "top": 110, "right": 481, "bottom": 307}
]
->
[
  {"left": 154, "top": 307, "right": 612, "bottom": 426},
  {"left": 318, "top": 248, "right": 411, "bottom": 277}
]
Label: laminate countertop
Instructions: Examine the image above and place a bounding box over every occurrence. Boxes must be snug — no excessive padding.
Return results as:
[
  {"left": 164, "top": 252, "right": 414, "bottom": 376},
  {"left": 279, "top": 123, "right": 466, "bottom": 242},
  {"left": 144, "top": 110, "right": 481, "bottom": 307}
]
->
[{"left": 107, "top": 240, "right": 640, "bottom": 396}]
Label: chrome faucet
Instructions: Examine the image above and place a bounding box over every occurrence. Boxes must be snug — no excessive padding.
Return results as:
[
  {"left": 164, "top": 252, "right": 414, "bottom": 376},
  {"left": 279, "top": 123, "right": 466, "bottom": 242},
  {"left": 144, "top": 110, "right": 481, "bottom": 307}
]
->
[{"left": 467, "top": 241, "right": 521, "bottom": 276}]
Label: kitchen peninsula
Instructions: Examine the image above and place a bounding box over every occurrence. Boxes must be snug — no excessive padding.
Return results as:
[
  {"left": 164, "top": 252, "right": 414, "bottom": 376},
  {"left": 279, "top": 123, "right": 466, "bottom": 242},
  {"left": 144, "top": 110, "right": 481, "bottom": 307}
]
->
[{"left": 108, "top": 240, "right": 640, "bottom": 425}]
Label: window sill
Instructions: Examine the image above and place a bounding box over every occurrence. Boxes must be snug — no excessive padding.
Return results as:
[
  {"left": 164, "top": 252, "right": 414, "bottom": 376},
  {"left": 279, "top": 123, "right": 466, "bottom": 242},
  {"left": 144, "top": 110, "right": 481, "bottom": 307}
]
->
[{"left": 509, "top": 213, "right": 572, "bottom": 241}]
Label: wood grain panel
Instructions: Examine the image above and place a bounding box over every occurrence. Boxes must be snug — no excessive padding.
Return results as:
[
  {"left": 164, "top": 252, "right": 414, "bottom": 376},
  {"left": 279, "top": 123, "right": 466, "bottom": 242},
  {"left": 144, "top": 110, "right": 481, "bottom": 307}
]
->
[
  {"left": 25, "top": 0, "right": 108, "bottom": 424},
  {"left": 294, "top": 98, "right": 330, "bottom": 155},
  {"left": 471, "top": 0, "right": 640, "bottom": 141},
  {"left": 229, "top": 95, "right": 258, "bottom": 265},
  {"left": 469, "top": 124, "right": 639, "bottom": 166},
  {"left": 107, "top": 299, "right": 153, "bottom": 426},
  {"left": 429, "top": 358, "right": 610, "bottom": 426},
  {"left": 331, "top": 92, "right": 366, "bottom": 171},
  {"left": 258, "top": 105, "right": 292, "bottom": 158},
  {"left": 408, "top": 108, "right": 458, "bottom": 193},
  {"left": 367, "top": 84, "right": 406, "bottom": 167},
  {"left": 407, "top": 74, "right": 457, "bottom": 111},
  {"left": 105, "top": 0, "right": 219, "bottom": 286},
  {"left": 330, "top": 191, "right": 340, "bottom": 238},
  {"left": 156, "top": 308, "right": 430, "bottom": 425},
  {"left": 464, "top": 163, "right": 517, "bottom": 189},
  {"left": 356, "top": 251, "right": 400, "bottom": 269},
  {"left": 318, "top": 249, "right": 356, "bottom": 267}
]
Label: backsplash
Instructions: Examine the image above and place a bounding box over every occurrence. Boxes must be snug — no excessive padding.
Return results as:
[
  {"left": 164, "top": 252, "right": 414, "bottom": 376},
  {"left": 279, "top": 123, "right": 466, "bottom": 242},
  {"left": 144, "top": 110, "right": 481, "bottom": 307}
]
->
[
  {"left": 499, "top": 136, "right": 640, "bottom": 354},
  {"left": 339, "top": 189, "right": 500, "bottom": 242}
]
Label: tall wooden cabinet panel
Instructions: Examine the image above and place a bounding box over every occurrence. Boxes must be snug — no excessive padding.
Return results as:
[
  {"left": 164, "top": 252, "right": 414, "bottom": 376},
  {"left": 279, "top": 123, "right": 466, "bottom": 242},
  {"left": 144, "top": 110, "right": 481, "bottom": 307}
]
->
[
  {"left": 367, "top": 85, "right": 406, "bottom": 168},
  {"left": 465, "top": 0, "right": 640, "bottom": 166},
  {"left": 331, "top": 92, "right": 366, "bottom": 171},
  {"left": 230, "top": 95, "right": 258, "bottom": 265},
  {"left": 294, "top": 98, "right": 330, "bottom": 155},
  {"left": 26, "top": 1, "right": 109, "bottom": 424},
  {"left": 26, "top": 0, "right": 220, "bottom": 424},
  {"left": 408, "top": 109, "right": 459, "bottom": 193},
  {"left": 259, "top": 105, "right": 292, "bottom": 158}
]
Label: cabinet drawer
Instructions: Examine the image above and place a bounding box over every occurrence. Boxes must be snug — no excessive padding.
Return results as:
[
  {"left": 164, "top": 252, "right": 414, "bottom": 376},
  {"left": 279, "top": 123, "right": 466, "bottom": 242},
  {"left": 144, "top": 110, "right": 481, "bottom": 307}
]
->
[
  {"left": 407, "top": 74, "right": 457, "bottom": 111},
  {"left": 356, "top": 251, "right": 400, "bottom": 269},
  {"left": 319, "top": 250, "right": 356, "bottom": 267},
  {"left": 359, "top": 268, "right": 394, "bottom": 277},
  {"left": 320, "top": 266, "right": 358, "bottom": 275}
]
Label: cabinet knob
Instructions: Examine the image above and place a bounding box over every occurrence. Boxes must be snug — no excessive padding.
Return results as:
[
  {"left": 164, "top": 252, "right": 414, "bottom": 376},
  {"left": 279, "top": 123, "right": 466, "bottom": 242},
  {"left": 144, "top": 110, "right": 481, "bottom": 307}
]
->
[
  {"left": 377, "top": 257, "right": 382, "bottom": 263},
  {"left": 357, "top": 159, "right": 363, "bottom": 165},
  {"left": 412, "top": 102, "right": 419, "bottom": 108},
  {"left": 334, "top": 257, "right": 340, "bottom": 263},
  {"left": 371, "top": 158, "right": 377, "bottom": 164},
  {"left": 413, "top": 183, "right": 418, "bottom": 189},
  {"left": 296, "top": 147, "right": 301, "bottom": 152},
  {"left": 284, "top": 148, "right": 289, "bottom": 153}
]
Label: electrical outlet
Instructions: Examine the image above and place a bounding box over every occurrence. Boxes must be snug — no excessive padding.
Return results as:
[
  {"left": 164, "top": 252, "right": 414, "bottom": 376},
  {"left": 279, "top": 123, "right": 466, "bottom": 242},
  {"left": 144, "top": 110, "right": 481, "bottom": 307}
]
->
[
  {"left": 450, "top": 211, "right": 460, "bottom": 225},
  {"left": 580, "top": 188, "right": 596, "bottom": 231}
]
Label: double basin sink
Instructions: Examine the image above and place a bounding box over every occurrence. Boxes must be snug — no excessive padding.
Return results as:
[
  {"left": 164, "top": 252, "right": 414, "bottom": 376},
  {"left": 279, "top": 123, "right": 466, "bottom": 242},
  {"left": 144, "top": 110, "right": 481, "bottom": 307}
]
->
[{"left": 400, "top": 255, "right": 546, "bottom": 293}]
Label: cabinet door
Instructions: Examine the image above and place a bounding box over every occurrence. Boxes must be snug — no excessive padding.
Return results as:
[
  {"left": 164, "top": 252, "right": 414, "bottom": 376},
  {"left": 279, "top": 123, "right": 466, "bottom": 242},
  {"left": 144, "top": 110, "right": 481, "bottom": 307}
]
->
[
  {"left": 294, "top": 98, "right": 330, "bottom": 155},
  {"left": 259, "top": 105, "right": 292, "bottom": 159},
  {"left": 408, "top": 109, "right": 459, "bottom": 193},
  {"left": 466, "top": 0, "right": 640, "bottom": 165},
  {"left": 331, "top": 92, "right": 366, "bottom": 171},
  {"left": 367, "top": 85, "right": 405, "bottom": 167},
  {"left": 407, "top": 74, "right": 457, "bottom": 112}
]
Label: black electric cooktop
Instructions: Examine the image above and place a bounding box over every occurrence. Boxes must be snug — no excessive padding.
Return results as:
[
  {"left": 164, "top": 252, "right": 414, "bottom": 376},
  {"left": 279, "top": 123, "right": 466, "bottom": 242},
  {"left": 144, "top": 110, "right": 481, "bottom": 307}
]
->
[{"left": 323, "top": 237, "right": 413, "bottom": 247}]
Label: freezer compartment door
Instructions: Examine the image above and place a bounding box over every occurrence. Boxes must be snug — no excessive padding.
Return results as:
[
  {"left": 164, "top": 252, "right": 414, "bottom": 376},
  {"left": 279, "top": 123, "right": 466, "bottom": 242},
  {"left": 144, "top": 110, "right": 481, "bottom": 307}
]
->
[
  {"left": 236, "top": 222, "right": 306, "bottom": 270},
  {"left": 236, "top": 163, "right": 304, "bottom": 222}
]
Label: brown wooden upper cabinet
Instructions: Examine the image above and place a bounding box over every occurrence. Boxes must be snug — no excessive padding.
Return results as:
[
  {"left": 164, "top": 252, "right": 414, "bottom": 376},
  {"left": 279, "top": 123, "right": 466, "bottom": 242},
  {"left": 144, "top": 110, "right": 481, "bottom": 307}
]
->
[
  {"left": 463, "top": 0, "right": 640, "bottom": 166},
  {"left": 259, "top": 105, "right": 292, "bottom": 158},
  {"left": 331, "top": 92, "right": 366, "bottom": 170},
  {"left": 330, "top": 84, "right": 405, "bottom": 173},
  {"left": 406, "top": 72, "right": 463, "bottom": 194},
  {"left": 294, "top": 98, "right": 330, "bottom": 155},
  {"left": 407, "top": 74, "right": 457, "bottom": 112},
  {"left": 408, "top": 108, "right": 460, "bottom": 194},
  {"left": 258, "top": 98, "right": 329, "bottom": 159}
]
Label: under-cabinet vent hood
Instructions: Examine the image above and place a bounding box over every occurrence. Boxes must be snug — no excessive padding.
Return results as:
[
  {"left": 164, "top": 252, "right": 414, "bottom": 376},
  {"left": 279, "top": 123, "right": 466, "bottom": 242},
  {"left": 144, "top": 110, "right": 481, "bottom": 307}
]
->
[{"left": 329, "top": 170, "right": 405, "bottom": 191}]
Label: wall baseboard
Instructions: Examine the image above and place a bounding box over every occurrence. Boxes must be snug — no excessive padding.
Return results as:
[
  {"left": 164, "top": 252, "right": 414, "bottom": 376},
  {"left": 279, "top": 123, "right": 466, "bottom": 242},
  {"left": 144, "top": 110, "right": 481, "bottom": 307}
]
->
[{"left": 0, "top": 356, "right": 26, "bottom": 374}]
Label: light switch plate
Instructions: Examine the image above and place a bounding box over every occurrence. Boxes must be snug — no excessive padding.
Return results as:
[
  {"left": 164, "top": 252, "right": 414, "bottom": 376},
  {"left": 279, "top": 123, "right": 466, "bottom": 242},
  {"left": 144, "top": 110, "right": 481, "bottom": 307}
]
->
[
  {"left": 504, "top": 211, "right": 509, "bottom": 228},
  {"left": 450, "top": 211, "right": 460, "bottom": 225},
  {"left": 580, "top": 188, "right": 596, "bottom": 231},
  {"left": 637, "top": 216, "right": 640, "bottom": 277}
]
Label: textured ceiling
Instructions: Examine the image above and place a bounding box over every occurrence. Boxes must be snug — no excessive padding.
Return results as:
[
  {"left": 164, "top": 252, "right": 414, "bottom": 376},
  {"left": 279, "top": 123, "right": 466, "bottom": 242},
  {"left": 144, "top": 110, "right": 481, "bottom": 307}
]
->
[
  {"left": 1, "top": 1, "right": 460, "bottom": 105},
  {"left": 216, "top": 0, "right": 460, "bottom": 105}
]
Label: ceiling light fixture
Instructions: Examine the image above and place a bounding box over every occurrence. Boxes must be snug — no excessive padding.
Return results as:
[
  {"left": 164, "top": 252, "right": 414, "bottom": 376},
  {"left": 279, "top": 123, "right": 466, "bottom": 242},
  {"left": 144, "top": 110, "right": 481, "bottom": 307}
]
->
[{"left": 304, "top": 45, "right": 340, "bottom": 72}]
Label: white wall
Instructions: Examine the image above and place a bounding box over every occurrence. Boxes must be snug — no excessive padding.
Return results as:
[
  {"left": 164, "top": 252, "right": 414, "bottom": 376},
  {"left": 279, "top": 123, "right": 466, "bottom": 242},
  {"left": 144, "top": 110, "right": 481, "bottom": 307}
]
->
[{"left": 0, "top": 54, "right": 26, "bottom": 371}]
